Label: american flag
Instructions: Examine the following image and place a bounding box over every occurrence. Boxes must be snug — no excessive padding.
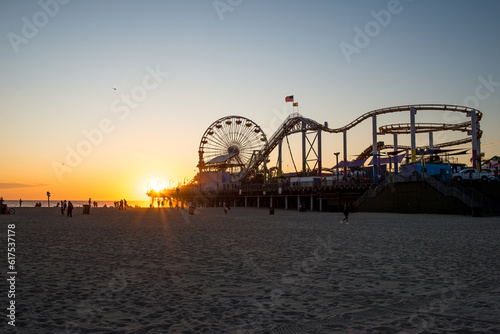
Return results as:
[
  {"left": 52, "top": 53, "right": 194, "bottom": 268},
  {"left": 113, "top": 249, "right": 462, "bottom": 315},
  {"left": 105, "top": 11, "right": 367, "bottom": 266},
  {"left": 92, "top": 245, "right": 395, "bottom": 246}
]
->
[{"left": 285, "top": 95, "right": 294, "bottom": 102}]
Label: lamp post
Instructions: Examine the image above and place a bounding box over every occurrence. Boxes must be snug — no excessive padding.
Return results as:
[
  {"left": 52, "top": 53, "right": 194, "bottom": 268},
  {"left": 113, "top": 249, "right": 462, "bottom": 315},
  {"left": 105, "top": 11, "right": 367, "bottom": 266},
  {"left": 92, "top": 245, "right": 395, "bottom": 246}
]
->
[
  {"left": 334, "top": 152, "right": 340, "bottom": 186},
  {"left": 334, "top": 152, "right": 341, "bottom": 212}
]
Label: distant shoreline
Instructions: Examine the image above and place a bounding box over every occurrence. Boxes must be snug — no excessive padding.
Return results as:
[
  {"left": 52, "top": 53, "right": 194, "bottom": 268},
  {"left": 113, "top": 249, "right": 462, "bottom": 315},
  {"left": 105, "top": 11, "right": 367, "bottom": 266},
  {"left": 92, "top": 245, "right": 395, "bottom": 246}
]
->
[{"left": 2, "top": 199, "right": 152, "bottom": 208}]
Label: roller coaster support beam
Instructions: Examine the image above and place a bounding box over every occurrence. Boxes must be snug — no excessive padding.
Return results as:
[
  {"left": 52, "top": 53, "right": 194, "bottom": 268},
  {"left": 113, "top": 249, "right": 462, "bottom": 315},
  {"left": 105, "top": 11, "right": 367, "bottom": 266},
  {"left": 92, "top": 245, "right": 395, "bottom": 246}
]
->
[
  {"left": 263, "top": 155, "right": 267, "bottom": 185},
  {"left": 471, "top": 109, "right": 478, "bottom": 170},
  {"left": 478, "top": 136, "right": 482, "bottom": 169},
  {"left": 372, "top": 113, "right": 378, "bottom": 184},
  {"left": 410, "top": 107, "right": 417, "bottom": 162},
  {"left": 428, "top": 131, "right": 435, "bottom": 162},
  {"left": 278, "top": 138, "right": 282, "bottom": 177},
  {"left": 393, "top": 134, "right": 398, "bottom": 174},
  {"left": 302, "top": 122, "right": 307, "bottom": 174},
  {"left": 343, "top": 130, "right": 347, "bottom": 178},
  {"left": 318, "top": 129, "right": 322, "bottom": 176}
]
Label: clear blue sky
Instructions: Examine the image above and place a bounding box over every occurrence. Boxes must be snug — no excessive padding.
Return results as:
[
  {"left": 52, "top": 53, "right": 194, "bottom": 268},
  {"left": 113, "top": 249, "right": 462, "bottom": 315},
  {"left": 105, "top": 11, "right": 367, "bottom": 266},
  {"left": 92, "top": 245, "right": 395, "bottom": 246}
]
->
[{"left": 1, "top": 0, "right": 499, "bottom": 200}]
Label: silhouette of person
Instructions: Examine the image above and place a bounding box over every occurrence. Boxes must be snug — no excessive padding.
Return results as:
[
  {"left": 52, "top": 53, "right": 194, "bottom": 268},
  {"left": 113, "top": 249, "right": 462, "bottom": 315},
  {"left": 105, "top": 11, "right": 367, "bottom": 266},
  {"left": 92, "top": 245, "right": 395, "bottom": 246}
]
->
[
  {"left": 19, "top": 199, "right": 22, "bottom": 207},
  {"left": 341, "top": 203, "right": 350, "bottom": 224},
  {"left": 67, "top": 201, "right": 74, "bottom": 217}
]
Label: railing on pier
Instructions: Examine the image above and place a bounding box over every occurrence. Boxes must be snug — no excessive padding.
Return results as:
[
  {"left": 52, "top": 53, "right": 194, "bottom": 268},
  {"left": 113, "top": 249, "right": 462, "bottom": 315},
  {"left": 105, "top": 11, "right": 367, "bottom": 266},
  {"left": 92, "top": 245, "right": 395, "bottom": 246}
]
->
[
  {"left": 353, "top": 175, "right": 402, "bottom": 208},
  {"left": 239, "top": 179, "right": 371, "bottom": 193},
  {"left": 429, "top": 177, "right": 500, "bottom": 215}
]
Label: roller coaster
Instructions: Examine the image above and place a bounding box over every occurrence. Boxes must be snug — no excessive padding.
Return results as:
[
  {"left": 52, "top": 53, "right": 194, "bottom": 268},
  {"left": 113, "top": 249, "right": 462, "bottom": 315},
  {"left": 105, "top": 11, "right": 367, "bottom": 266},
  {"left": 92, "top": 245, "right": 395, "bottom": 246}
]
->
[{"left": 196, "top": 104, "right": 482, "bottom": 185}]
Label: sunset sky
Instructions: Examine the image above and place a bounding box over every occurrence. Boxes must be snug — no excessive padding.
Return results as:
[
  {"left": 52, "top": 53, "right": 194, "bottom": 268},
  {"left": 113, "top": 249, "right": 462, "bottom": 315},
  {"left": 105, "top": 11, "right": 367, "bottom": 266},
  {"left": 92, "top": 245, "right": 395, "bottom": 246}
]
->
[{"left": 1, "top": 0, "right": 500, "bottom": 201}]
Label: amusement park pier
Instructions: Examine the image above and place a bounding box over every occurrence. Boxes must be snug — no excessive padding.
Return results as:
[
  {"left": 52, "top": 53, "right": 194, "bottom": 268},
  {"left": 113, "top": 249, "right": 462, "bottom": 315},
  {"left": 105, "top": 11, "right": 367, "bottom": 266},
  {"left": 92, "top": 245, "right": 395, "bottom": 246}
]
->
[{"left": 147, "top": 104, "right": 500, "bottom": 216}]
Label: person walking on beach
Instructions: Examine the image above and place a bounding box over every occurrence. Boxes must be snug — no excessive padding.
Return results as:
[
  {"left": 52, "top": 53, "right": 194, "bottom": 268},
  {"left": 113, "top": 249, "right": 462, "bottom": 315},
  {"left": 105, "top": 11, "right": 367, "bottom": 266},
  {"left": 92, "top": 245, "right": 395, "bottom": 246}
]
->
[
  {"left": 61, "top": 200, "right": 67, "bottom": 216},
  {"left": 19, "top": 198, "right": 22, "bottom": 207},
  {"left": 341, "top": 203, "right": 350, "bottom": 224},
  {"left": 67, "top": 201, "right": 74, "bottom": 217}
]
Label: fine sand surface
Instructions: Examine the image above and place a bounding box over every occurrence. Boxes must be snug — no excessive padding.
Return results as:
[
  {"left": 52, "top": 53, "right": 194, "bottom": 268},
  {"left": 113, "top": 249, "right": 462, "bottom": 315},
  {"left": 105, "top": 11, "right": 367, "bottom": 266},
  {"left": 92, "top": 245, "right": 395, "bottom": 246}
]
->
[{"left": 1, "top": 207, "right": 500, "bottom": 333}]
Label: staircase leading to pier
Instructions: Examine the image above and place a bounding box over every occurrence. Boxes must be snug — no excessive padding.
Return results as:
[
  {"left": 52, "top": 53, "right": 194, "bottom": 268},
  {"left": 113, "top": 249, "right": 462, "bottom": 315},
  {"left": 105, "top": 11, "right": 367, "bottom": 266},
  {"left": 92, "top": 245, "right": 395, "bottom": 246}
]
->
[{"left": 354, "top": 175, "right": 500, "bottom": 216}]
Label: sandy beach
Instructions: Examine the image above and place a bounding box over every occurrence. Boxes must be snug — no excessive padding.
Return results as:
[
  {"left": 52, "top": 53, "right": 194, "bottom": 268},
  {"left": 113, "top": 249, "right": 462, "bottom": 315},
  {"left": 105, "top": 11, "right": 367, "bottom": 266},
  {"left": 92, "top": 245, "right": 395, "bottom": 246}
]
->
[{"left": 1, "top": 207, "right": 500, "bottom": 333}]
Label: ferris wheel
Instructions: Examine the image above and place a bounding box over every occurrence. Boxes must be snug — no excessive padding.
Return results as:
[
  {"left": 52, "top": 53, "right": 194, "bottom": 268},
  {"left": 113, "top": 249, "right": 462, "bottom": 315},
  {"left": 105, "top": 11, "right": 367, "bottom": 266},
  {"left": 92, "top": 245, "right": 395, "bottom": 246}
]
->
[{"left": 198, "top": 116, "right": 267, "bottom": 173}]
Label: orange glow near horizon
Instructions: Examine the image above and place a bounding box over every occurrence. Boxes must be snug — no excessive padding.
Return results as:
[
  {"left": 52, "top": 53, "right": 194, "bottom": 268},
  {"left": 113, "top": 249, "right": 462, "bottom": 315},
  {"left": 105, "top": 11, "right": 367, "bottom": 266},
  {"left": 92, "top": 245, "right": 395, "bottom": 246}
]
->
[{"left": 0, "top": 167, "right": 194, "bottom": 201}]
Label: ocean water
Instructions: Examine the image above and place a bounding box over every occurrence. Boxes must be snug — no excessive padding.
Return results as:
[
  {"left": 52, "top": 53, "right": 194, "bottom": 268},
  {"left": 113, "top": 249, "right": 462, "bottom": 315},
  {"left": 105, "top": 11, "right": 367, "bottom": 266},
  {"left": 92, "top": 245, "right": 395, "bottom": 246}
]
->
[{"left": 2, "top": 200, "right": 153, "bottom": 208}]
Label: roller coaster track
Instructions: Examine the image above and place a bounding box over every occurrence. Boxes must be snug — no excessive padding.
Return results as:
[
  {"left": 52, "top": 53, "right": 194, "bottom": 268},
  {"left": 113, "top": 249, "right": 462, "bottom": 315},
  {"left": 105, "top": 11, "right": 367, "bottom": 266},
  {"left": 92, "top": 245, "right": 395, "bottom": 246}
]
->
[
  {"left": 380, "top": 121, "right": 470, "bottom": 134},
  {"left": 379, "top": 122, "right": 483, "bottom": 137},
  {"left": 355, "top": 142, "right": 389, "bottom": 161},
  {"left": 355, "top": 138, "right": 472, "bottom": 161},
  {"left": 322, "top": 104, "right": 481, "bottom": 133},
  {"left": 239, "top": 104, "right": 481, "bottom": 180}
]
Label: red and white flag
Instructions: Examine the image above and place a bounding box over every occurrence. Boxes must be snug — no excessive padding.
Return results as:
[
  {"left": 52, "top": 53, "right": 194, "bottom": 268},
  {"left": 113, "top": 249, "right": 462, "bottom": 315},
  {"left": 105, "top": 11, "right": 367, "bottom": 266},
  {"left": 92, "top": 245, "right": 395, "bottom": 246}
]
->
[{"left": 285, "top": 95, "right": 294, "bottom": 102}]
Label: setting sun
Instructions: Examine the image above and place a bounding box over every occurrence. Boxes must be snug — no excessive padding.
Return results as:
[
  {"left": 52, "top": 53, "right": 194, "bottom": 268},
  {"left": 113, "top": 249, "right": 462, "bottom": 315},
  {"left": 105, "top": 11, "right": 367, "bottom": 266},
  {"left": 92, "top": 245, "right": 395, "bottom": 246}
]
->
[{"left": 148, "top": 179, "right": 166, "bottom": 193}]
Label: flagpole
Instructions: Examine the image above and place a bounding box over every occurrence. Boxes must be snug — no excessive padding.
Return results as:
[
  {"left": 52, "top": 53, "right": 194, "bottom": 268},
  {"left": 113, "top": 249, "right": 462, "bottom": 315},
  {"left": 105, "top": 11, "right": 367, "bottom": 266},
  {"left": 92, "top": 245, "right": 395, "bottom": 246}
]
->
[
  {"left": 285, "top": 96, "right": 300, "bottom": 116},
  {"left": 285, "top": 95, "right": 294, "bottom": 115}
]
